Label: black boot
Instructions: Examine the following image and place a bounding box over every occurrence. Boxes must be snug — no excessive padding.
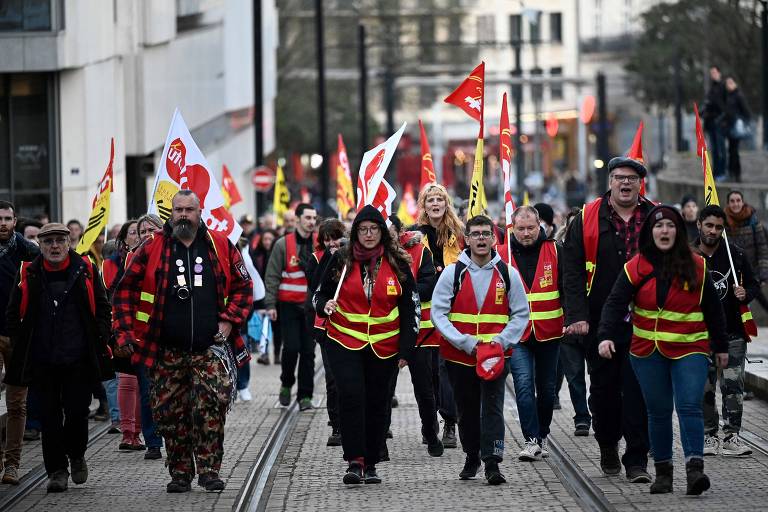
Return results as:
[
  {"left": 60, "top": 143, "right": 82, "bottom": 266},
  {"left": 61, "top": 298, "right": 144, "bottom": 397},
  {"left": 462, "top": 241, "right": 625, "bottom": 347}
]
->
[
  {"left": 685, "top": 458, "right": 710, "bottom": 496},
  {"left": 650, "top": 461, "right": 673, "bottom": 494},
  {"left": 599, "top": 443, "right": 621, "bottom": 476},
  {"left": 459, "top": 454, "right": 481, "bottom": 480}
]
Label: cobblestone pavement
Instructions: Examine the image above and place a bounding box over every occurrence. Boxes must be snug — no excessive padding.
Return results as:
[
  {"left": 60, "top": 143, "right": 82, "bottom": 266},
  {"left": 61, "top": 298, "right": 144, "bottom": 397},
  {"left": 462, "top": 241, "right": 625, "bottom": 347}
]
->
[
  {"left": 3, "top": 360, "right": 287, "bottom": 512},
  {"left": 4, "top": 344, "right": 768, "bottom": 511}
]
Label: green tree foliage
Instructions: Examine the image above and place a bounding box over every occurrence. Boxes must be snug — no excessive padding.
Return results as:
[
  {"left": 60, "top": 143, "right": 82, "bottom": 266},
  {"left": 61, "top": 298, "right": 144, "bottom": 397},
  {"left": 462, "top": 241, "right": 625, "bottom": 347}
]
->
[{"left": 625, "top": 0, "right": 762, "bottom": 112}]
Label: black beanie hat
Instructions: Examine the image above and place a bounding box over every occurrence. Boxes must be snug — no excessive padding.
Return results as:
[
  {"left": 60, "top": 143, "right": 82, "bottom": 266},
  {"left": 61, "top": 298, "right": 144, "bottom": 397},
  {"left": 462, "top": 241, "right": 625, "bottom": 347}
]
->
[
  {"left": 352, "top": 204, "right": 386, "bottom": 232},
  {"left": 533, "top": 203, "right": 555, "bottom": 226}
]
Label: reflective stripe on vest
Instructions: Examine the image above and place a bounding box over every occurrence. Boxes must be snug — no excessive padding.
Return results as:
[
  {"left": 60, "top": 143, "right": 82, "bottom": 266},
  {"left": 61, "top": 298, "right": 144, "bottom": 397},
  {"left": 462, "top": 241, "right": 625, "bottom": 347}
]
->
[
  {"left": 509, "top": 240, "right": 564, "bottom": 342},
  {"left": 325, "top": 258, "right": 402, "bottom": 359},
  {"left": 440, "top": 266, "right": 510, "bottom": 366},
  {"left": 277, "top": 232, "right": 314, "bottom": 303},
  {"left": 625, "top": 253, "right": 709, "bottom": 359}
]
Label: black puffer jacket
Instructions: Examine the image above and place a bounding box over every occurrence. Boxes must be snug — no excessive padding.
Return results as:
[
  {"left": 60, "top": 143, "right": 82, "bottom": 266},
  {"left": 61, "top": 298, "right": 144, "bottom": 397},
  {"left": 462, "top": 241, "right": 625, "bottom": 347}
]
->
[{"left": 4, "top": 250, "right": 114, "bottom": 386}]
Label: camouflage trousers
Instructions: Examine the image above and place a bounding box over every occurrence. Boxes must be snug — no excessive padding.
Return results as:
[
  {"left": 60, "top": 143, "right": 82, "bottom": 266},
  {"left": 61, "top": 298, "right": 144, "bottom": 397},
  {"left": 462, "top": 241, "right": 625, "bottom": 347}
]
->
[
  {"left": 149, "top": 347, "right": 232, "bottom": 481},
  {"left": 702, "top": 337, "right": 746, "bottom": 435}
]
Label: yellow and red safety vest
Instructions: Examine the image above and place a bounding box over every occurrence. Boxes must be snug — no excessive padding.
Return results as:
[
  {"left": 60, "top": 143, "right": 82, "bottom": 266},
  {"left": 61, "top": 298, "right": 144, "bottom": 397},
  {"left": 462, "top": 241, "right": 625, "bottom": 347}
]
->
[
  {"left": 325, "top": 257, "right": 402, "bottom": 359},
  {"left": 625, "top": 253, "right": 710, "bottom": 359},
  {"left": 441, "top": 265, "right": 511, "bottom": 366},
  {"left": 312, "top": 249, "right": 326, "bottom": 331},
  {"left": 402, "top": 234, "right": 438, "bottom": 348},
  {"left": 509, "top": 240, "right": 564, "bottom": 342}
]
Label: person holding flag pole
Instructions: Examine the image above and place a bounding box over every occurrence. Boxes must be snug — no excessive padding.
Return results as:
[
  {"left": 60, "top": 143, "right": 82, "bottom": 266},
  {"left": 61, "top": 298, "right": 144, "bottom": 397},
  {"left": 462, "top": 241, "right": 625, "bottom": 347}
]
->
[
  {"left": 692, "top": 105, "right": 759, "bottom": 458},
  {"left": 313, "top": 126, "right": 420, "bottom": 485}
]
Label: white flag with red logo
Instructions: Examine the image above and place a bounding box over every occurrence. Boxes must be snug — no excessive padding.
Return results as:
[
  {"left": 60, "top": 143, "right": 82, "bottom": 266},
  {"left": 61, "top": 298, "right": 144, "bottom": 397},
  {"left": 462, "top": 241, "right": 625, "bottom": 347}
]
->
[
  {"left": 148, "top": 109, "right": 242, "bottom": 244},
  {"left": 356, "top": 122, "right": 406, "bottom": 212}
]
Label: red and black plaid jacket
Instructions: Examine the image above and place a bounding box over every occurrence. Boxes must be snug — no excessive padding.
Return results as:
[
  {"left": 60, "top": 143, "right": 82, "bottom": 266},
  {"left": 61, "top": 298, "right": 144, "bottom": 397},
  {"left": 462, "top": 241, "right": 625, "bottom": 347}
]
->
[{"left": 112, "top": 224, "right": 253, "bottom": 368}]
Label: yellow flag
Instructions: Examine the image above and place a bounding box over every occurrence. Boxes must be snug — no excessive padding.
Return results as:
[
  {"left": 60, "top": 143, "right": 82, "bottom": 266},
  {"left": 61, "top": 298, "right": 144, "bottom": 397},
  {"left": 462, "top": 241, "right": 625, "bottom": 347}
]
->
[
  {"left": 522, "top": 190, "right": 529, "bottom": 206},
  {"left": 467, "top": 137, "right": 486, "bottom": 219},
  {"left": 273, "top": 165, "right": 290, "bottom": 226},
  {"left": 77, "top": 139, "right": 114, "bottom": 254},
  {"left": 703, "top": 151, "right": 720, "bottom": 207}
]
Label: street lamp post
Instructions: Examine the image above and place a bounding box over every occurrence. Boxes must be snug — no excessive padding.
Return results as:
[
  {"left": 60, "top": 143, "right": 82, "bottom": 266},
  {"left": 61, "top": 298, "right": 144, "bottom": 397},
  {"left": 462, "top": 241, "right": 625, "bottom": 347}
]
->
[
  {"left": 314, "top": 0, "right": 329, "bottom": 214},
  {"left": 762, "top": 1, "right": 768, "bottom": 150}
]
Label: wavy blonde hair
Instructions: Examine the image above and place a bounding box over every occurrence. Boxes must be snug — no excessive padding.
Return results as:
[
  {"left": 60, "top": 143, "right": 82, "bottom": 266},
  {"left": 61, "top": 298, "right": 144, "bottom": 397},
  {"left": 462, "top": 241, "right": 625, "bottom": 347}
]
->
[{"left": 417, "top": 183, "right": 464, "bottom": 247}]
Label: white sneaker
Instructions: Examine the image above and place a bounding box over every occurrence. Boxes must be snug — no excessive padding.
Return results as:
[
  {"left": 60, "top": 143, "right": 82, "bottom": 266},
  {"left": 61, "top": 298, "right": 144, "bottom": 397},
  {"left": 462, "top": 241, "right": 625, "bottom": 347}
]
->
[
  {"left": 539, "top": 438, "right": 549, "bottom": 458},
  {"left": 721, "top": 433, "right": 752, "bottom": 456},
  {"left": 703, "top": 435, "right": 719, "bottom": 456},
  {"left": 518, "top": 439, "right": 542, "bottom": 461},
  {"left": 238, "top": 388, "right": 252, "bottom": 402}
]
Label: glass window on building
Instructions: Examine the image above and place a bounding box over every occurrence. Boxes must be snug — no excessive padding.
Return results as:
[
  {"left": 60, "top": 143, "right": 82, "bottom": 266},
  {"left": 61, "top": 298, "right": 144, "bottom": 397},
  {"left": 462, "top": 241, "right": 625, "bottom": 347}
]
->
[
  {"left": 0, "top": 0, "right": 51, "bottom": 31},
  {"left": 476, "top": 14, "right": 495, "bottom": 44},
  {"left": 550, "top": 67, "right": 563, "bottom": 100},
  {"left": 550, "top": 12, "right": 562, "bottom": 43},
  {"left": 0, "top": 74, "right": 57, "bottom": 218},
  {"left": 509, "top": 14, "right": 521, "bottom": 43}
]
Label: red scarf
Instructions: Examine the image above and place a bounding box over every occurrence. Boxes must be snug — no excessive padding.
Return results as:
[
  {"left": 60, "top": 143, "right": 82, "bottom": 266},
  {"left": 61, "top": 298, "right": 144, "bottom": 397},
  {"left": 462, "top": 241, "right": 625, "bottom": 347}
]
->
[
  {"left": 352, "top": 241, "right": 384, "bottom": 271},
  {"left": 43, "top": 254, "right": 71, "bottom": 272}
]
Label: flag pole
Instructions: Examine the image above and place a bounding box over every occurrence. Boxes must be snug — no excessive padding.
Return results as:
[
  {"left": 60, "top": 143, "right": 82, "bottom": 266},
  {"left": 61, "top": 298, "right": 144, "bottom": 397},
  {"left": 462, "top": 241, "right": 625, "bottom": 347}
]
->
[{"left": 333, "top": 264, "right": 348, "bottom": 301}]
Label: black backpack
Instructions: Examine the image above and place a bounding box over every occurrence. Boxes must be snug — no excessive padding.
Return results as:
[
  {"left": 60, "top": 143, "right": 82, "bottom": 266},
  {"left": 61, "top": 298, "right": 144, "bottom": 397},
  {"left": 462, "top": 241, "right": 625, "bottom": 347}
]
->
[{"left": 450, "top": 258, "right": 511, "bottom": 306}]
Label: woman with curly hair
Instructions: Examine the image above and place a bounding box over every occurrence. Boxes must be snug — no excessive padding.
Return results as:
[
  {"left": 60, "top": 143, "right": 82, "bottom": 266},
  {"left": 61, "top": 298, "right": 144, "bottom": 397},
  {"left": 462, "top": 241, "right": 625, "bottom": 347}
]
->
[
  {"left": 416, "top": 183, "right": 464, "bottom": 448},
  {"left": 314, "top": 205, "right": 418, "bottom": 485}
]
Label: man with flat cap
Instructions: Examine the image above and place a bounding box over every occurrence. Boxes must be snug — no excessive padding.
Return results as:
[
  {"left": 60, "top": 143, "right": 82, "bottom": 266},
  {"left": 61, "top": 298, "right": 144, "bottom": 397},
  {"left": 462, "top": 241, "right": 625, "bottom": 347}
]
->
[
  {"left": 563, "top": 157, "right": 653, "bottom": 482},
  {"left": 5, "top": 223, "right": 113, "bottom": 492}
]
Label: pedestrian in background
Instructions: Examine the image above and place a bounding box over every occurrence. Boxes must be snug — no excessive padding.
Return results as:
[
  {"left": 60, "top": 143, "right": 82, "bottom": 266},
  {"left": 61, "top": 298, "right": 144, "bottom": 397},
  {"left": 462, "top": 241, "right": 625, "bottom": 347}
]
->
[
  {"left": 598, "top": 205, "right": 728, "bottom": 495},
  {"left": 0, "top": 201, "right": 39, "bottom": 485},
  {"left": 306, "top": 218, "right": 346, "bottom": 447},
  {"left": 680, "top": 195, "right": 700, "bottom": 243},
  {"left": 693, "top": 205, "right": 759, "bottom": 457},
  {"left": 416, "top": 183, "right": 464, "bottom": 450},
  {"left": 315, "top": 205, "right": 418, "bottom": 485},
  {"left": 113, "top": 191, "right": 253, "bottom": 492},
  {"left": 724, "top": 77, "right": 751, "bottom": 182},
  {"left": 236, "top": 237, "right": 266, "bottom": 402},
  {"left": 265, "top": 204, "right": 318, "bottom": 410},
  {"left": 431, "top": 215, "right": 529, "bottom": 485},
  {"left": 701, "top": 66, "right": 727, "bottom": 179},
  {"left": 724, "top": 190, "right": 768, "bottom": 314},
  {"left": 6, "top": 223, "right": 113, "bottom": 492}
]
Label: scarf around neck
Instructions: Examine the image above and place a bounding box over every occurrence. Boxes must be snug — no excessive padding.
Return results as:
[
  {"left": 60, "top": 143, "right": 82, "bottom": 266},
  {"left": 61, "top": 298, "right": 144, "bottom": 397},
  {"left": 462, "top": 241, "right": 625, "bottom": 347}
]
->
[
  {"left": 0, "top": 232, "right": 17, "bottom": 260},
  {"left": 352, "top": 241, "right": 384, "bottom": 272},
  {"left": 725, "top": 203, "right": 754, "bottom": 228}
]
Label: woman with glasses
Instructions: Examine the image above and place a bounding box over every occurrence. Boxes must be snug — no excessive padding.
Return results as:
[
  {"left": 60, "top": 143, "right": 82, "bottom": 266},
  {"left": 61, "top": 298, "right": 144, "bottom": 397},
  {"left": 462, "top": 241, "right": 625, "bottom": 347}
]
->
[
  {"left": 597, "top": 205, "right": 728, "bottom": 495},
  {"left": 314, "top": 205, "right": 418, "bottom": 485},
  {"left": 415, "top": 183, "right": 464, "bottom": 449}
]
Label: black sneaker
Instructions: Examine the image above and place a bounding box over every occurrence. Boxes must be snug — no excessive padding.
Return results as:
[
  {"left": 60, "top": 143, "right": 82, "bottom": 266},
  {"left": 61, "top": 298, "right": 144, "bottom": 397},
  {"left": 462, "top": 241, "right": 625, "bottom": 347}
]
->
[
  {"left": 198, "top": 472, "right": 225, "bottom": 491},
  {"left": 278, "top": 387, "right": 291, "bottom": 407},
  {"left": 144, "top": 446, "right": 162, "bottom": 460},
  {"left": 574, "top": 424, "right": 590, "bottom": 437},
  {"left": 442, "top": 423, "right": 458, "bottom": 449},
  {"left": 600, "top": 444, "right": 621, "bottom": 476},
  {"left": 626, "top": 466, "right": 652, "bottom": 483},
  {"left": 70, "top": 458, "right": 88, "bottom": 484},
  {"left": 343, "top": 463, "right": 363, "bottom": 485},
  {"left": 484, "top": 461, "right": 506, "bottom": 485},
  {"left": 327, "top": 429, "right": 342, "bottom": 447},
  {"left": 166, "top": 478, "right": 192, "bottom": 493},
  {"left": 459, "top": 456, "right": 481, "bottom": 480},
  {"left": 108, "top": 422, "right": 121, "bottom": 434},
  {"left": 427, "top": 438, "right": 444, "bottom": 457},
  {"left": 364, "top": 466, "right": 382, "bottom": 484},
  {"left": 23, "top": 428, "right": 40, "bottom": 441},
  {"left": 46, "top": 469, "right": 69, "bottom": 493}
]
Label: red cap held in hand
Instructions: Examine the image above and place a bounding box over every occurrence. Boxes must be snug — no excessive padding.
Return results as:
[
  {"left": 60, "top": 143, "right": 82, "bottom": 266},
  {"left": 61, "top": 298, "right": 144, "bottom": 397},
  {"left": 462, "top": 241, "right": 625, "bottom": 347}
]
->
[{"left": 476, "top": 342, "right": 506, "bottom": 381}]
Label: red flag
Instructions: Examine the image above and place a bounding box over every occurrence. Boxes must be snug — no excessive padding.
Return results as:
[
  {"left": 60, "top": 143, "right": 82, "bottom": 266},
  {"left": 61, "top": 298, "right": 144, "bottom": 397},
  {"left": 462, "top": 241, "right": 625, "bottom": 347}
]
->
[
  {"left": 625, "top": 122, "right": 646, "bottom": 195},
  {"left": 418, "top": 120, "right": 437, "bottom": 190},
  {"left": 444, "top": 62, "right": 485, "bottom": 137},
  {"left": 693, "top": 103, "right": 707, "bottom": 158},
  {"left": 221, "top": 164, "right": 243, "bottom": 208},
  {"left": 499, "top": 93, "right": 516, "bottom": 228}
]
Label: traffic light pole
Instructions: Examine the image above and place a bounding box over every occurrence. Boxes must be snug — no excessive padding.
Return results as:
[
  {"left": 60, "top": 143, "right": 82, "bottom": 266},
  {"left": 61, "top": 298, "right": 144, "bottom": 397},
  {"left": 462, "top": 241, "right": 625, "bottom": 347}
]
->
[
  {"left": 315, "top": 0, "right": 329, "bottom": 215},
  {"left": 253, "top": 0, "right": 265, "bottom": 218}
]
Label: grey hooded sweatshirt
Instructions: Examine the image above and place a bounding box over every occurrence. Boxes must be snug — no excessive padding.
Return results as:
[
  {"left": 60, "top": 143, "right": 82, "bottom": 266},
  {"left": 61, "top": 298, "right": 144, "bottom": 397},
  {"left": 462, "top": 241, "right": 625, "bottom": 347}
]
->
[{"left": 431, "top": 249, "right": 530, "bottom": 355}]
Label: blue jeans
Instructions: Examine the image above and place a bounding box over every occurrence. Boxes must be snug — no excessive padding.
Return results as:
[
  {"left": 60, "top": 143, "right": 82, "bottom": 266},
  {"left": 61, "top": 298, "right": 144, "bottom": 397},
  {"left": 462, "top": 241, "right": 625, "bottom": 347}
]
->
[
  {"left": 508, "top": 340, "right": 560, "bottom": 441},
  {"left": 237, "top": 359, "right": 251, "bottom": 391},
  {"left": 630, "top": 351, "right": 709, "bottom": 462},
  {"left": 104, "top": 378, "right": 120, "bottom": 422},
  {"left": 706, "top": 125, "right": 727, "bottom": 178},
  {"left": 136, "top": 365, "right": 163, "bottom": 448}
]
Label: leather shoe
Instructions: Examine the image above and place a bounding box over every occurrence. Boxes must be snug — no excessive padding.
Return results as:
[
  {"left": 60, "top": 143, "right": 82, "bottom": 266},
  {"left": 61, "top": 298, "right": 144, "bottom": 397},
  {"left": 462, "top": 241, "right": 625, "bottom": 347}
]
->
[
  {"left": 166, "top": 478, "right": 191, "bottom": 493},
  {"left": 198, "top": 472, "right": 225, "bottom": 491}
]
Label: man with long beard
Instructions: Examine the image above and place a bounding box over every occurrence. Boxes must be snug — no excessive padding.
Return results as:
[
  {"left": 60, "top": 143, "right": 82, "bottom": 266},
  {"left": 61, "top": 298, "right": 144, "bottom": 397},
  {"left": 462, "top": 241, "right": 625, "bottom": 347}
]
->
[{"left": 113, "top": 190, "right": 252, "bottom": 493}]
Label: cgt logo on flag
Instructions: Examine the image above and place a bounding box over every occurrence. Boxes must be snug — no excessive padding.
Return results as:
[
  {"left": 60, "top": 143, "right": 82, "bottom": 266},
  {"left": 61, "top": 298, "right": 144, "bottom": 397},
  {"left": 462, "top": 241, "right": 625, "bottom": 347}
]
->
[{"left": 444, "top": 62, "right": 485, "bottom": 124}]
